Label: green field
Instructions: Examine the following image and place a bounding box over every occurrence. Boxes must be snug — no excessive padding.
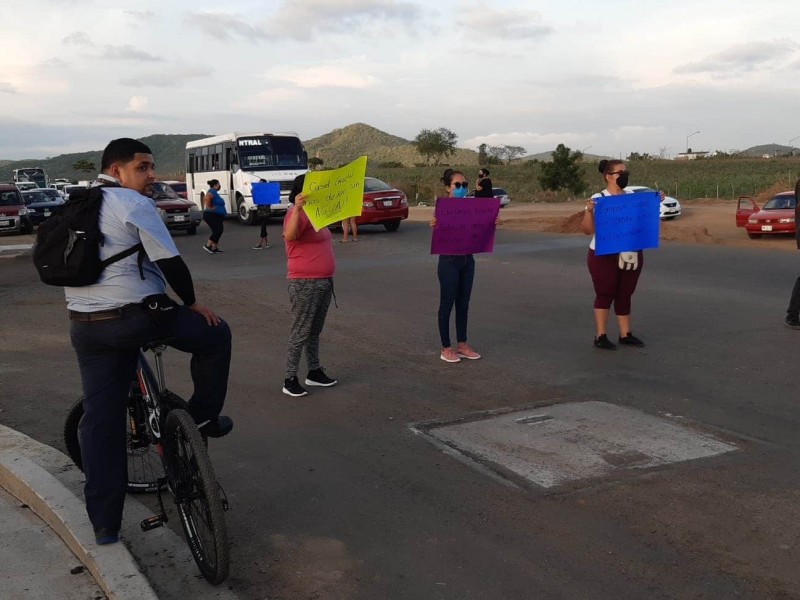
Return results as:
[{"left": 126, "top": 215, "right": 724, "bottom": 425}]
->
[{"left": 368, "top": 157, "right": 800, "bottom": 204}]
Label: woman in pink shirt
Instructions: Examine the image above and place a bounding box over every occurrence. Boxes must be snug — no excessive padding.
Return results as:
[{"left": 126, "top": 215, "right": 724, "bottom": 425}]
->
[{"left": 281, "top": 174, "right": 338, "bottom": 397}]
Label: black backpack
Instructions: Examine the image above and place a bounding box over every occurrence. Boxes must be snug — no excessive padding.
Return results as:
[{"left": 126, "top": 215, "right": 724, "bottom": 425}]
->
[{"left": 33, "top": 185, "right": 143, "bottom": 287}]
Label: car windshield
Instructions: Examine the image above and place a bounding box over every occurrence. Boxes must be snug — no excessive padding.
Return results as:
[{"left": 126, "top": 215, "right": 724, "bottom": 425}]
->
[
  {"left": 364, "top": 178, "right": 394, "bottom": 192},
  {"left": 23, "top": 191, "right": 58, "bottom": 204},
  {"left": 763, "top": 195, "right": 796, "bottom": 210},
  {"left": 169, "top": 183, "right": 186, "bottom": 193},
  {"left": 0, "top": 191, "right": 21, "bottom": 206},
  {"left": 151, "top": 182, "right": 179, "bottom": 199},
  {"left": 236, "top": 136, "right": 307, "bottom": 171},
  {"left": 493, "top": 188, "right": 508, "bottom": 196}
]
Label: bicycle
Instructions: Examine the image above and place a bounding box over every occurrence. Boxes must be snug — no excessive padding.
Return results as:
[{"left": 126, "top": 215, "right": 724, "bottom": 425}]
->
[{"left": 63, "top": 340, "right": 230, "bottom": 585}]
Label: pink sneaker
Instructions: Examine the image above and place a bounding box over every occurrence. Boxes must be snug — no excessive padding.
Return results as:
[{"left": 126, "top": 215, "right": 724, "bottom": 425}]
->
[
  {"left": 456, "top": 344, "right": 481, "bottom": 360},
  {"left": 440, "top": 348, "right": 461, "bottom": 363}
]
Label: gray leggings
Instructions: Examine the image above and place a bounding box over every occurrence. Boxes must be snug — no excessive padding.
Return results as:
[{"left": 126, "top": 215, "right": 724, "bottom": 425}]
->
[{"left": 285, "top": 278, "right": 333, "bottom": 378}]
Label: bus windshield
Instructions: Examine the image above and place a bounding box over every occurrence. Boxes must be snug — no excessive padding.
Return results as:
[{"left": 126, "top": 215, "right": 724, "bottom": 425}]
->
[
  {"left": 15, "top": 169, "right": 47, "bottom": 187},
  {"left": 236, "top": 136, "right": 307, "bottom": 171}
]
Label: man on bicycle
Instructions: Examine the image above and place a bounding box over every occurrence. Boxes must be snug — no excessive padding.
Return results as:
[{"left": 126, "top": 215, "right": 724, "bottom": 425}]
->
[{"left": 66, "top": 138, "right": 233, "bottom": 545}]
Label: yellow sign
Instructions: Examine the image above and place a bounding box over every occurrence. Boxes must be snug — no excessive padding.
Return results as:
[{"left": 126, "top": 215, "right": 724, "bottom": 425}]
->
[{"left": 301, "top": 156, "right": 368, "bottom": 231}]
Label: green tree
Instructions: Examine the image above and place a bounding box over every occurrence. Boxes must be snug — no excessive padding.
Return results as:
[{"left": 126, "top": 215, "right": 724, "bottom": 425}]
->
[
  {"left": 538, "top": 144, "right": 586, "bottom": 195},
  {"left": 308, "top": 157, "right": 324, "bottom": 170},
  {"left": 412, "top": 127, "right": 458, "bottom": 165},
  {"left": 72, "top": 159, "right": 96, "bottom": 173},
  {"left": 488, "top": 144, "right": 527, "bottom": 165}
]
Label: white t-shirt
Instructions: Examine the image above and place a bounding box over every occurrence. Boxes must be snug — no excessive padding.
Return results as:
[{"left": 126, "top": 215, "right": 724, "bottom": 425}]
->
[
  {"left": 65, "top": 186, "right": 180, "bottom": 311},
  {"left": 588, "top": 188, "right": 633, "bottom": 251}
]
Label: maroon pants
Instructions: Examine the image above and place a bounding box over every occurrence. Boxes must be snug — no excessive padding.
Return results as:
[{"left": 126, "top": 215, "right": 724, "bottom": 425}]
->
[{"left": 587, "top": 249, "right": 643, "bottom": 315}]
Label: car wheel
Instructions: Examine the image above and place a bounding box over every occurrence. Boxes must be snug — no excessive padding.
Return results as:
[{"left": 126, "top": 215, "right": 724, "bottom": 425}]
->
[
  {"left": 187, "top": 226, "right": 197, "bottom": 235},
  {"left": 747, "top": 233, "right": 762, "bottom": 239},
  {"left": 384, "top": 220, "right": 401, "bottom": 232},
  {"left": 236, "top": 195, "right": 256, "bottom": 226}
]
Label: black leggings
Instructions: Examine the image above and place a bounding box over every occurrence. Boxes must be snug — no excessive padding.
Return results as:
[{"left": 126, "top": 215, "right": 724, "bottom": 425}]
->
[{"left": 203, "top": 212, "right": 224, "bottom": 243}]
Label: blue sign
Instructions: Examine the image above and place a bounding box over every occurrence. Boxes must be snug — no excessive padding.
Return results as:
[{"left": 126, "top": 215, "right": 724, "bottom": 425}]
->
[
  {"left": 252, "top": 182, "right": 280, "bottom": 205},
  {"left": 594, "top": 191, "right": 660, "bottom": 256}
]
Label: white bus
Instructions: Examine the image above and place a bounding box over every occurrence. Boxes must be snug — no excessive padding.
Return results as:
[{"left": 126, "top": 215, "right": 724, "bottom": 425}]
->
[
  {"left": 185, "top": 132, "right": 308, "bottom": 225},
  {"left": 13, "top": 167, "right": 48, "bottom": 189}
]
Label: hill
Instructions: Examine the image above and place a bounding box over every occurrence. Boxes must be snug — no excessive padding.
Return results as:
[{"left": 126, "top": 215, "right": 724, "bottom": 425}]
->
[
  {"left": 741, "top": 144, "right": 793, "bottom": 157},
  {"left": 304, "top": 122, "right": 479, "bottom": 167},
  {"left": 1, "top": 134, "right": 208, "bottom": 182}
]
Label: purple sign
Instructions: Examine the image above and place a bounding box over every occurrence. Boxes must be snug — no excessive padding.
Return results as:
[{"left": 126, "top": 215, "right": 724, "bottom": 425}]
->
[{"left": 431, "top": 197, "right": 501, "bottom": 255}]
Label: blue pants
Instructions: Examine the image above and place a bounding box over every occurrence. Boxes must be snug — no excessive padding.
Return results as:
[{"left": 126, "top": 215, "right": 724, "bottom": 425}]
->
[
  {"left": 70, "top": 304, "right": 232, "bottom": 533},
  {"left": 437, "top": 254, "right": 475, "bottom": 348}
]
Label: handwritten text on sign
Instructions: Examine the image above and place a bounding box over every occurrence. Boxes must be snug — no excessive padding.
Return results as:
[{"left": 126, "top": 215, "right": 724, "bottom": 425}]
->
[
  {"left": 594, "top": 191, "right": 660, "bottom": 256},
  {"left": 301, "top": 156, "right": 367, "bottom": 231},
  {"left": 431, "top": 197, "right": 501, "bottom": 255}
]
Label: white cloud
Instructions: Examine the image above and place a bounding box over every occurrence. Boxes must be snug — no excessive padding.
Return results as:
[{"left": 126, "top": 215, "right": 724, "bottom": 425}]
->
[
  {"left": 674, "top": 39, "right": 798, "bottom": 76},
  {"left": 126, "top": 96, "right": 149, "bottom": 112},
  {"left": 119, "top": 65, "right": 210, "bottom": 88},
  {"left": 62, "top": 31, "right": 93, "bottom": 46},
  {"left": 101, "top": 45, "right": 165, "bottom": 63},
  {"left": 273, "top": 64, "right": 378, "bottom": 89},
  {"left": 125, "top": 10, "right": 156, "bottom": 21},
  {"left": 458, "top": 3, "right": 552, "bottom": 40},
  {"left": 0, "top": 81, "right": 17, "bottom": 94}
]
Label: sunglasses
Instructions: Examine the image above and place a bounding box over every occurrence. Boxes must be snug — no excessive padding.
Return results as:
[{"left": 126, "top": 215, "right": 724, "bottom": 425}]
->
[{"left": 451, "top": 181, "right": 468, "bottom": 189}]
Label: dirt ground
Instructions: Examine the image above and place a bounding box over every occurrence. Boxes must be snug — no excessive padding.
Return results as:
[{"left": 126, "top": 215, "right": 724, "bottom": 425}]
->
[{"left": 408, "top": 199, "right": 799, "bottom": 252}]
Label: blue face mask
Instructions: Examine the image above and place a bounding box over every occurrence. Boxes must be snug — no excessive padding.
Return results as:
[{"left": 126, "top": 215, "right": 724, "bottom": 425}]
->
[{"left": 453, "top": 186, "right": 468, "bottom": 198}]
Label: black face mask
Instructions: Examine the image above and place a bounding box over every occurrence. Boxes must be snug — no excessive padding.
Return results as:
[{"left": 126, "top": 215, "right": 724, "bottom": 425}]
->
[{"left": 616, "top": 172, "right": 629, "bottom": 189}]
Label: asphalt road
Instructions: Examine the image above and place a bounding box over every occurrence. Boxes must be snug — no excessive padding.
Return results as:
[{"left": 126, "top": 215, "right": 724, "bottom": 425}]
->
[{"left": 2, "top": 218, "right": 800, "bottom": 599}]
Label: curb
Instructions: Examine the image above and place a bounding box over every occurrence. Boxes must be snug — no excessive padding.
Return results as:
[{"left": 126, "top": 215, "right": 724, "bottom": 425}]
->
[
  {"left": 0, "top": 453, "right": 159, "bottom": 600},
  {"left": 0, "top": 243, "right": 32, "bottom": 259}
]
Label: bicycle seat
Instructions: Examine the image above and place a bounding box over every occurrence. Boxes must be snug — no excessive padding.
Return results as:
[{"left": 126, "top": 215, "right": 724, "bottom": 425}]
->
[{"left": 141, "top": 338, "right": 175, "bottom": 352}]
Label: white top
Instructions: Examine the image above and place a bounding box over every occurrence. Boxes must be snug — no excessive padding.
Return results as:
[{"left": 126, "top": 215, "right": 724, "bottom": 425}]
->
[
  {"left": 588, "top": 188, "right": 633, "bottom": 251},
  {"left": 65, "top": 186, "right": 180, "bottom": 311}
]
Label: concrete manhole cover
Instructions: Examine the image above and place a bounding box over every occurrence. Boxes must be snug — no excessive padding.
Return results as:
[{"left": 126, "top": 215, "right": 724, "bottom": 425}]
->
[{"left": 414, "top": 401, "right": 738, "bottom": 489}]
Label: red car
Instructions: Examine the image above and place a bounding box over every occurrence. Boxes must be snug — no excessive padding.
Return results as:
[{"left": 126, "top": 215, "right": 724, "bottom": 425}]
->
[
  {"left": 0, "top": 184, "right": 33, "bottom": 235},
  {"left": 736, "top": 191, "right": 796, "bottom": 239},
  {"left": 357, "top": 177, "right": 408, "bottom": 231},
  {"left": 152, "top": 182, "right": 202, "bottom": 235},
  {"left": 163, "top": 180, "right": 188, "bottom": 200}
]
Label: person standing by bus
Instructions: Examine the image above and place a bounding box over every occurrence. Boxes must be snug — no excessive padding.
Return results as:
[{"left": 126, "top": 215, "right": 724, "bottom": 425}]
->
[
  {"left": 281, "top": 174, "right": 338, "bottom": 397},
  {"left": 203, "top": 179, "right": 225, "bottom": 254}
]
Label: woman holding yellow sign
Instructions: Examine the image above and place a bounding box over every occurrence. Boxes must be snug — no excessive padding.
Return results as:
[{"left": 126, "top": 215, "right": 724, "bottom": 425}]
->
[{"left": 281, "top": 174, "right": 338, "bottom": 397}]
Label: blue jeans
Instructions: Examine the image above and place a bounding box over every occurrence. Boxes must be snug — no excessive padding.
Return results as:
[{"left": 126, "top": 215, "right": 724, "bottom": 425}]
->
[
  {"left": 70, "top": 303, "right": 231, "bottom": 533},
  {"left": 437, "top": 254, "right": 475, "bottom": 348}
]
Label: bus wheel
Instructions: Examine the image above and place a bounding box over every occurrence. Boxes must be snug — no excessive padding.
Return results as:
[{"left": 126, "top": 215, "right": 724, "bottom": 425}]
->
[{"left": 236, "top": 196, "right": 256, "bottom": 226}]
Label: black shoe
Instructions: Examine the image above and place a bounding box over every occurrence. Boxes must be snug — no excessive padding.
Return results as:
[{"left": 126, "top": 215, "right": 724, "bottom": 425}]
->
[
  {"left": 283, "top": 376, "right": 308, "bottom": 397},
  {"left": 203, "top": 244, "right": 214, "bottom": 254},
  {"left": 619, "top": 333, "right": 645, "bottom": 347},
  {"left": 94, "top": 527, "right": 119, "bottom": 545},
  {"left": 785, "top": 316, "right": 800, "bottom": 329},
  {"left": 212, "top": 248, "right": 223, "bottom": 253},
  {"left": 593, "top": 334, "right": 617, "bottom": 350},
  {"left": 198, "top": 415, "right": 233, "bottom": 438},
  {"left": 305, "top": 368, "right": 338, "bottom": 387}
]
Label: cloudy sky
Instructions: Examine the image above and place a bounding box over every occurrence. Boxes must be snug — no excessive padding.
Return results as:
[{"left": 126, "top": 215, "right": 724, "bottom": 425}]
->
[{"left": 1, "top": 0, "right": 798, "bottom": 159}]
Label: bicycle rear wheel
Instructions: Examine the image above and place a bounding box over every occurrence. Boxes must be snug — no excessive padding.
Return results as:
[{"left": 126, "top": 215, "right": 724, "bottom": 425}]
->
[
  {"left": 164, "top": 408, "right": 229, "bottom": 584},
  {"left": 63, "top": 395, "right": 165, "bottom": 494}
]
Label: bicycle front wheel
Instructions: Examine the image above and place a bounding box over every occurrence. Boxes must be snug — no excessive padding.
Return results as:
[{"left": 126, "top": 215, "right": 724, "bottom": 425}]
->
[{"left": 164, "top": 409, "right": 229, "bottom": 585}]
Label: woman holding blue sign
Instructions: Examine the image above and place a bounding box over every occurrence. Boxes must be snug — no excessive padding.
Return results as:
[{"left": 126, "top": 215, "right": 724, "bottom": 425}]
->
[{"left": 581, "top": 160, "right": 649, "bottom": 350}]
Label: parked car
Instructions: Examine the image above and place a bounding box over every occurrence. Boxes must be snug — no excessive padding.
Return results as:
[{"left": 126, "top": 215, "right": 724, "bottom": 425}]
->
[
  {"left": 736, "top": 191, "right": 796, "bottom": 239},
  {"left": 356, "top": 177, "right": 409, "bottom": 231},
  {"left": 62, "top": 184, "right": 88, "bottom": 198},
  {"left": 625, "top": 185, "right": 681, "bottom": 219},
  {"left": 0, "top": 184, "right": 33, "bottom": 234},
  {"left": 466, "top": 187, "right": 512, "bottom": 207},
  {"left": 151, "top": 181, "right": 202, "bottom": 235},
  {"left": 163, "top": 180, "right": 188, "bottom": 199},
  {"left": 21, "top": 188, "right": 64, "bottom": 226},
  {"left": 15, "top": 181, "right": 39, "bottom": 192}
]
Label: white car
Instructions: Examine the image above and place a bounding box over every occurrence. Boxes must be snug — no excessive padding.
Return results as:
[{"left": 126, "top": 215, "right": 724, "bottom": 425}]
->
[
  {"left": 15, "top": 182, "right": 39, "bottom": 192},
  {"left": 466, "top": 187, "right": 512, "bottom": 207},
  {"left": 625, "top": 185, "right": 681, "bottom": 220}
]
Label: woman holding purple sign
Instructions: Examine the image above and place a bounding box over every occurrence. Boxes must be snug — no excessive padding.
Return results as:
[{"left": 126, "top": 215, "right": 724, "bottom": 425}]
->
[
  {"left": 429, "top": 169, "right": 486, "bottom": 363},
  {"left": 581, "top": 160, "right": 646, "bottom": 351}
]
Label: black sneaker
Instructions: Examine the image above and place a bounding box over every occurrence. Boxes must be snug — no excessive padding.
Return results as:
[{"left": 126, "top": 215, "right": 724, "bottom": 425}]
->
[
  {"left": 198, "top": 415, "right": 233, "bottom": 438},
  {"left": 202, "top": 245, "right": 214, "bottom": 254},
  {"left": 305, "top": 368, "right": 338, "bottom": 387},
  {"left": 593, "top": 334, "right": 617, "bottom": 350},
  {"left": 283, "top": 376, "right": 308, "bottom": 397},
  {"left": 785, "top": 316, "right": 800, "bottom": 329},
  {"left": 212, "top": 248, "right": 223, "bottom": 253},
  {"left": 619, "top": 333, "right": 645, "bottom": 347}
]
